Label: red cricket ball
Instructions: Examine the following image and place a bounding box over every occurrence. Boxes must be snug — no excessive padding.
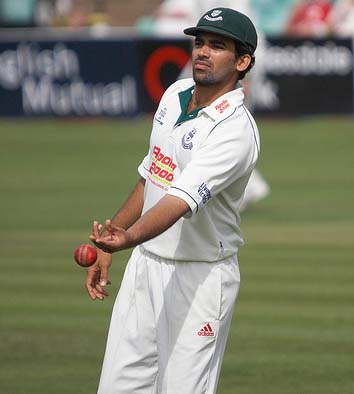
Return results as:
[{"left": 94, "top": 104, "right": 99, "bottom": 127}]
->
[{"left": 74, "top": 244, "right": 97, "bottom": 267}]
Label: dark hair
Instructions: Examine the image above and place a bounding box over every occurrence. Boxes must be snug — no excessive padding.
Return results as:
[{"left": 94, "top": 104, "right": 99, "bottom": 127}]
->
[{"left": 234, "top": 41, "right": 255, "bottom": 80}]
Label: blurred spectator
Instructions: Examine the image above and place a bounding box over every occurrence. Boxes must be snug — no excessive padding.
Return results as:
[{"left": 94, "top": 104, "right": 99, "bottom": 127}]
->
[
  {"left": 285, "top": 0, "right": 332, "bottom": 37},
  {"left": 35, "top": 0, "right": 72, "bottom": 26},
  {"left": 136, "top": 0, "right": 300, "bottom": 38},
  {"left": 0, "top": 0, "right": 37, "bottom": 27},
  {"left": 0, "top": 0, "right": 81, "bottom": 27},
  {"left": 250, "top": 0, "right": 298, "bottom": 37},
  {"left": 40, "top": 0, "right": 110, "bottom": 28},
  {"left": 137, "top": 0, "right": 256, "bottom": 36},
  {"left": 328, "top": 0, "right": 354, "bottom": 37}
]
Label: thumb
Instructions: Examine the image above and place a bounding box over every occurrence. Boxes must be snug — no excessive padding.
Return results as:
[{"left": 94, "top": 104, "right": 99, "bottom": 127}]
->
[{"left": 99, "top": 265, "right": 109, "bottom": 287}]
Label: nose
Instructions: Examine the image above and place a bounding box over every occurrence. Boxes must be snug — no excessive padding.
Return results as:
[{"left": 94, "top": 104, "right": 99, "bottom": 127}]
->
[{"left": 197, "top": 44, "right": 210, "bottom": 58}]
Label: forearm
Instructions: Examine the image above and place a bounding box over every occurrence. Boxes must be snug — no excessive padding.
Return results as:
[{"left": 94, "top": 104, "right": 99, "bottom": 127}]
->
[
  {"left": 95, "top": 194, "right": 190, "bottom": 253},
  {"left": 126, "top": 195, "right": 190, "bottom": 247},
  {"left": 110, "top": 177, "right": 145, "bottom": 230}
]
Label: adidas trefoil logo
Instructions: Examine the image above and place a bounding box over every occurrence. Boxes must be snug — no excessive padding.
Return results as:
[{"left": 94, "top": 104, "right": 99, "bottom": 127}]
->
[{"left": 197, "top": 323, "right": 215, "bottom": 337}]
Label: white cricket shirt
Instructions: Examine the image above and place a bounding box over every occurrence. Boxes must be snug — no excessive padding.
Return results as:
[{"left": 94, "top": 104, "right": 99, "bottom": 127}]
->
[{"left": 138, "top": 78, "right": 260, "bottom": 262}]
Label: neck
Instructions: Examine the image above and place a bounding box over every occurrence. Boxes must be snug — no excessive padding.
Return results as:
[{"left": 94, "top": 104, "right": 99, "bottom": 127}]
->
[{"left": 188, "top": 80, "right": 238, "bottom": 113}]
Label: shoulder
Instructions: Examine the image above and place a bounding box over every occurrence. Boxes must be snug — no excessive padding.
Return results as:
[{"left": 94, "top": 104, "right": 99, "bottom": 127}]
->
[
  {"left": 206, "top": 104, "right": 260, "bottom": 155},
  {"left": 203, "top": 85, "right": 245, "bottom": 124}
]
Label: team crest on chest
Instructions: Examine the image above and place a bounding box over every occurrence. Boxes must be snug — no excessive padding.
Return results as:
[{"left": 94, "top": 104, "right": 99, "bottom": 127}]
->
[{"left": 182, "top": 128, "right": 197, "bottom": 150}]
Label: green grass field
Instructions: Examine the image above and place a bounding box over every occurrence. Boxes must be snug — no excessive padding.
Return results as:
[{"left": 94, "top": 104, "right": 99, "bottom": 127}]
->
[{"left": 0, "top": 116, "right": 353, "bottom": 394}]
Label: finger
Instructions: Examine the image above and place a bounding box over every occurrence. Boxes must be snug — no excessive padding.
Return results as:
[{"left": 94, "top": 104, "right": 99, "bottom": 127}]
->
[
  {"left": 96, "top": 284, "right": 109, "bottom": 296},
  {"left": 85, "top": 282, "right": 98, "bottom": 300},
  {"left": 94, "top": 287, "right": 106, "bottom": 300},
  {"left": 96, "top": 235, "right": 117, "bottom": 245},
  {"left": 86, "top": 281, "right": 106, "bottom": 300},
  {"left": 91, "top": 220, "right": 101, "bottom": 239},
  {"left": 95, "top": 235, "right": 118, "bottom": 253},
  {"left": 99, "top": 264, "right": 109, "bottom": 287},
  {"left": 104, "top": 219, "right": 111, "bottom": 232},
  {"left": 104, "top": 219, "right": 121, "bottom": 234},
  {"left": 85, "top": 266, "right": 100, "bottom": 300},
  {"left": 98, "top": 279, "right": 112, "bottom": 285},
  {"left": 107, "top": 220, "right": 120, "bottom": 232},
  {"left": 92, "top": 287, "right": 105, "bottom": 300}
]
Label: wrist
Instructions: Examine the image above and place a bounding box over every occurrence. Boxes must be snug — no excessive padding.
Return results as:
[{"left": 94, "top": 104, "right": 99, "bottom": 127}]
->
[
  {"left": 125, "top": 227, "right": 140, "bottom": 249},
  {"left": 97, "top": 248, "right": 112, "bottom": 256}
]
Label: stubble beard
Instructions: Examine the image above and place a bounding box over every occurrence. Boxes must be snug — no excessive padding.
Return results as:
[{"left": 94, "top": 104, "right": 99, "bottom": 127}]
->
[{"left": 193, "top": 70, "right": 217, "bottom": 86}]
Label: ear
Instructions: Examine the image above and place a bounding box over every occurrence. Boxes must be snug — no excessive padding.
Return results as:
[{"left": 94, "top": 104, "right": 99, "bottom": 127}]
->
[{"left": 235, "top": 54, "right": 252, "bottom": 72}]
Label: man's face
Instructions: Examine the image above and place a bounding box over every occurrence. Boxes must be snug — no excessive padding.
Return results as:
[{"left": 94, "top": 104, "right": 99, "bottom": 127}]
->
[{"left": 191, "top": 32, "right": 238, "bottom": 86}]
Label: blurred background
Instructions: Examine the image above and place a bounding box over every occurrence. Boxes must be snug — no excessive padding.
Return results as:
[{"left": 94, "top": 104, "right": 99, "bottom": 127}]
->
[{"left": 0, "top": 1, "right": 353, "bottom": 393}]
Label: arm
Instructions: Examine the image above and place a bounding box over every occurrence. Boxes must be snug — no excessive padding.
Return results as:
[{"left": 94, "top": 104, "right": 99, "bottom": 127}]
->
[
  {"left": 91, "top": 194, "right": 190, "bottom": 254},
  {"left": 109, "top": 177, "right": 146, "bottom": 230},
  {"left": 85, "top": 177, "right": 146, "bottom": 301}
]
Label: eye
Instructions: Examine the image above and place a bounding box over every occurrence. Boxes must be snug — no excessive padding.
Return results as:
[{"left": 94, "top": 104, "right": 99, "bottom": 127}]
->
[
  {"left": 211, "top": 41, "right": 226, "bottom": 49},
  {"left": 194, "top": 38, "right": 203, "bottom": 47}
]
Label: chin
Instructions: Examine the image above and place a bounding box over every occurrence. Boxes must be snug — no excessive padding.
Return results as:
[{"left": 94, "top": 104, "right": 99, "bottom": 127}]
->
[{"left": 193, "top": 72, "right": 216, "bottom": 86}]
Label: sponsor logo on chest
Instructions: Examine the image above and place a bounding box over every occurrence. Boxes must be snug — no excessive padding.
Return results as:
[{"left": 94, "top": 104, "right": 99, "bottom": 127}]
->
[{"left": 148, "top": 146, "right": 177, "bottom": 190}]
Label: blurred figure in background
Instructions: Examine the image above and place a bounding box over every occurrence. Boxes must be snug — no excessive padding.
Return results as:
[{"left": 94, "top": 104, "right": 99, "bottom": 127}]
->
[
  {"left": 285, "top": 0, "right": 332, "bottom": 37},
  {"left": 48, "top": 0, "right": 109, "bottom": 27},
  {"left": 328, "top": 0, "right": 354, "bottom": 37},
  {"left": 137, "top": 0, "right": 270, "bottom": 211},
  {"left": 35, "top": 0, "right": 73, "bottom": 26},
  {"left": 250, "top": 0, "right": 298, "bottom": 37},
  {"left": 148, "top": 0, "right": 255, "bottom": 36},
  {"left": 0, "top": 0, "right": 39, "bottom": 27}
]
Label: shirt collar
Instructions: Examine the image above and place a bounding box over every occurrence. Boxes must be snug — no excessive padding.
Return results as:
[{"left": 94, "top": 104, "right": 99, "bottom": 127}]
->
[
  {"left": 202, "top": 83, "right": 245, "bottom": 121},
  {"left": 175, "top": 86, "right": 203, "bottom": 126},
  {"left": 175, "top": 82, "right": 245, "bottom": 125}
]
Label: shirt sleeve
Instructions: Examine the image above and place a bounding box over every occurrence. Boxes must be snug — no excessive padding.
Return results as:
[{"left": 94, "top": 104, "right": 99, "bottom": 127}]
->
[
  {"left": 167, "top": 118, "right": 258, "bottom": 216},
  {"left": 137, "top": 151, "right": 150, "bottom": 179}
]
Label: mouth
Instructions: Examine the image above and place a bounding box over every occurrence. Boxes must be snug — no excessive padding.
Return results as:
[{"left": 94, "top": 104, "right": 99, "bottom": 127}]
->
[{"left": 194, "top": 60, "right": 212, "bottom": 71}]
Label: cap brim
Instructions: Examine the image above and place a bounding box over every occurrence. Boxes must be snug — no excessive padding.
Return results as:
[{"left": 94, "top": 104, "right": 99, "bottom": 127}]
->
[
  {"left": 184, "top": 26, "right": 240, "bottom": 42},
  {"left": 183, "top": 26, "right": 254, "bottom": 52}
]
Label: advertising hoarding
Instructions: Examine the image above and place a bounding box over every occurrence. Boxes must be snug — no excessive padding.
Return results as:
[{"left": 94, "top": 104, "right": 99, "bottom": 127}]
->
[
  {"left": 0, "top": 36, "right": 352, "bottom": 117},
  {"left": 0, "top": 40, "right": 139, "bottom": 116}
]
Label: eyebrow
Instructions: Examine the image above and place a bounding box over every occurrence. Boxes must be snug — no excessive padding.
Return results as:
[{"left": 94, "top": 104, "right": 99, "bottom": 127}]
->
[
  {"left": 195, "top": 36, "right": 228, "bottom": 46},
  {"left": 209, "top": 39, "right": 227, "bottom": 46}
]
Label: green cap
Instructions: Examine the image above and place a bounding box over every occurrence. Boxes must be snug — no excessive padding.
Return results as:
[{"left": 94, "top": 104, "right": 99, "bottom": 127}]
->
[{"left": 184, "top": 8, "right": 258, "bottom": 53}]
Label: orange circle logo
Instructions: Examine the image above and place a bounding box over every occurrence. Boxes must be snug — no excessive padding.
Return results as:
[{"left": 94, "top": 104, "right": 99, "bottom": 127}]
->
[{"left": 144, "top": 46, "right": 189, "bottom": 104}]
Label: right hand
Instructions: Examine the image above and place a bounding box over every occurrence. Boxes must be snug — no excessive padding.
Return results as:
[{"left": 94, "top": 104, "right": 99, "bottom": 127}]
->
[{"left": 91, "top": 219, "right": 134, "bottom": 254}]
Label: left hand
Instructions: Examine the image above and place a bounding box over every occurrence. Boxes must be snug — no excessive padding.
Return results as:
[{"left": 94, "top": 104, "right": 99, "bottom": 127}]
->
[
  {"left": 90, "top": 219, "right": 133, "bottom": 253},
  {"left": 85, "top": 250, "right": 112, "bottom": 301}
]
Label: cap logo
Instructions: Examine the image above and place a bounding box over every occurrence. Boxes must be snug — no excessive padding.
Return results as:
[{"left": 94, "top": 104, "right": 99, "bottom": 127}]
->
[{"left": 204, "top": 9, "right": 223, "bottom": 22}]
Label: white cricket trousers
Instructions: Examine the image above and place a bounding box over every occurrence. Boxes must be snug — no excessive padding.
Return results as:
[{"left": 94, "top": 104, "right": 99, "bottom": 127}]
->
[{"left": 97, "top": 246, "right": 241, "bottom": 394}]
